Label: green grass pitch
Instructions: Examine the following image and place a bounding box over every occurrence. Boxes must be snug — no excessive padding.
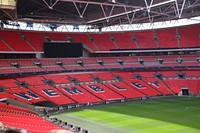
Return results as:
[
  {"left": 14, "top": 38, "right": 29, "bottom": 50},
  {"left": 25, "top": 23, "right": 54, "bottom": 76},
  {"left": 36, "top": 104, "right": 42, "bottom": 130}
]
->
[{"left": 53, "top": 97, "right": 200, "bottom": 133}]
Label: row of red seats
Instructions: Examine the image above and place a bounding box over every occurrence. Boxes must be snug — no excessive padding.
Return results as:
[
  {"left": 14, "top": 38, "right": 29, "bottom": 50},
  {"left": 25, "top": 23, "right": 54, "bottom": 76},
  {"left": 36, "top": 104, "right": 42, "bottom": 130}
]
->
[
  {"left": 0, "top": 24, "right": 199, "bottom": 52},
  {"left": 1, "top": 70, "right": 199, "bottom": 105},
  {"left": 0, "top": 103, "right": 62, "bottom": 132}
]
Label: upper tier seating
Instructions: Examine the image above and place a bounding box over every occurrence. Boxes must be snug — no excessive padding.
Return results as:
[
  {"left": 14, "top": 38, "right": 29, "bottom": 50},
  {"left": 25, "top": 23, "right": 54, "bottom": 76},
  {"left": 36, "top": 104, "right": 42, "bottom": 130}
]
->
[
  {"left": 0, "top": 30, "right": 34, "bottom": 51},
  {"left": 0, "top": 103, "right": 62, "bottom": 132},
  {"left": 154, "top": 28, "right": 178, "bottom": 48},
  {"left": 133, "top": 31, "right": 158, "bottom": 49},
  {"left": 21, "top": 31, "right": 44, "bottom": 51},
  {"left": 90, "top": 33, "right": 117, "bottom": 51},
  {"left": 111, "top": 32, "right": 138, "bottom": 49},
  {"left": 0, "top": 24, "right": 199, "bottom": 52},
  {"left": 68, "top": 33, "right": 98, "bottom": 51},
  {"left": 0, "top": 39, "right": 11, "bottom": 51},
  {"left": 178, "top": 24, "right": 200, "bottom": 48}
]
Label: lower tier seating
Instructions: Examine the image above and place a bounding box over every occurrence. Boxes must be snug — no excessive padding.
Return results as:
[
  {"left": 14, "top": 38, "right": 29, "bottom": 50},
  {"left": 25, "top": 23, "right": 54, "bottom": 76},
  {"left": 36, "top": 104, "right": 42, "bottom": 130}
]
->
[{"left": 0, "top": 103, "right": 62, "bottom": 133}]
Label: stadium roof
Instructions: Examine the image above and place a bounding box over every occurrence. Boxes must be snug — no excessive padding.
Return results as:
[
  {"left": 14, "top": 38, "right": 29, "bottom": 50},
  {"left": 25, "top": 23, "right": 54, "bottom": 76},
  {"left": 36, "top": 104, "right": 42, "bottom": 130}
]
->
[{"left": 0, "top": 0, "right": 200, "bottom": 28}]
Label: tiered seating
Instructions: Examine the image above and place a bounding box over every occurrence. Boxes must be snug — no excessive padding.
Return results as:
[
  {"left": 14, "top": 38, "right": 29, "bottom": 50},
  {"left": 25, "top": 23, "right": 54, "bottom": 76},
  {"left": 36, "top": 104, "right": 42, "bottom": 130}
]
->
[
  {"left": 36, "top": 59, "right": 56, "bottom": 66},
  {"left": 84, "top": 64, "right": 104, "bottom": 70},
  {"left": 0, "top": 60, "right": 11, "bottom": 67},
  {"left": 57, "top": 85, "right": 101, "bottom": 104},
  {"left": 0, "top": 103, "right": 62, "bottom": 132},
  {"left": 68, "top": 33, "right": 97, "bottom": 51},
  {"left": 90, "top": 33, "right": 116, "bottom": 51},
  {"left": 155, "top": 28, "right": 178, "bottom": 48},
  {"left": 0, "top": 79, "right": 18, "bottom": 88},
  {"left": 6, "top": 88, "right": 46, "bottom": 104},
  {"left": 81, "top": 83, "right": 124, "bottom": 100},
  {"left": 124, "top": 79, "right": 160, "bottom": 96},
  {"left": 98, "top": 57, "right": 122, "bottom": 69},
  {"left": 0, "top": 67, "right": 21, "bottom": 74},
  {"left": 157, "top": 71, "right": 179, "bottom": 78},
  {"left": 0, "top": 39, "right": 11, "bottom": 51},
  {"left": 43, "top": 66, "right": 65, "bottom": 72},
  {"left": 105, "top": 82, "right": 145, "bottom": 98},
  {"left": 112, "top": 71, "right": 134, "bottom": 79},
  {"left": 91, "top": 72, "right": 115, "bottom": 81},
  {"left": 29, "top": 85, "right": 74, "bottom": 105},
  {"left": 143, "top": 78, "right": 172, "bottom": 95},
  {"left": 134, "top": 31, "right": 157, "bottom": 49},
  {"left": 111, "top": 32, "right": 138, "bottom": 49},
  {"left": 134, "top": 71, "right": 155, "bottom": 78},
  {"left": 184, "top": 70, "right": 200, "bottom": 77},
  {"left": 20, "top": 66, "right": 45, "bottom": 73},
  {"left": 0, "top": 30, "right": 34, "bottom": 51},
  {"left": 178, "top": 24, "right": 200, "bottom": 48},
  {"left": 0, "top": 92, "right": 7, "bottom": 99},
  {"left": 163, "top": 79, "right": 200, "bottom": 94},
  {"left": 16, "top": 76, "right": 45, "bottom": 86},
  {"left": 13, "top": 60, "right": 34, "bottom": 66},
  {"left": 21, "top": 31, "right": 44, "bottom": 51},
  {"left": 68, "top": 73, "right": 93, "bottom": 82},
  {"left": 43, "top": 75, "right": 70, "bottom": 84},
  {"left": 45, "top": 32, "right": 67, "bottom": 41},
  {"left": 63, "top": 65, "right": 85, "bottom": 71}
]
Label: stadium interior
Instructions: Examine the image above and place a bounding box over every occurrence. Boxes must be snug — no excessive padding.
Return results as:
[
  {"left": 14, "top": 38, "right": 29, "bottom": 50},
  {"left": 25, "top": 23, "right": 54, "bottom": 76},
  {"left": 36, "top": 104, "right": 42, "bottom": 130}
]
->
[{"left": 0, "top": 0, "right": 199, "bottom": 133}]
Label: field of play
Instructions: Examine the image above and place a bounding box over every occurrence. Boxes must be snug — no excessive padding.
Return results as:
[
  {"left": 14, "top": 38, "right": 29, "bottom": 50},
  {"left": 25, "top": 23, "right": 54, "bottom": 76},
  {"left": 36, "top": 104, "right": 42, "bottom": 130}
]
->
[{"left": 53, "top": 97, "right": 200, "bottom": 133}]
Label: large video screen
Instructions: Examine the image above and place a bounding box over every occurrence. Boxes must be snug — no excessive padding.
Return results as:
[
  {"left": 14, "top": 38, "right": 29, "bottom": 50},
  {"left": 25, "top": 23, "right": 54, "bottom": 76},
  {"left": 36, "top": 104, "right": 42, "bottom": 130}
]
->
[{"left": 43, "top": 42, "right": 83, "bottom": 58}]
